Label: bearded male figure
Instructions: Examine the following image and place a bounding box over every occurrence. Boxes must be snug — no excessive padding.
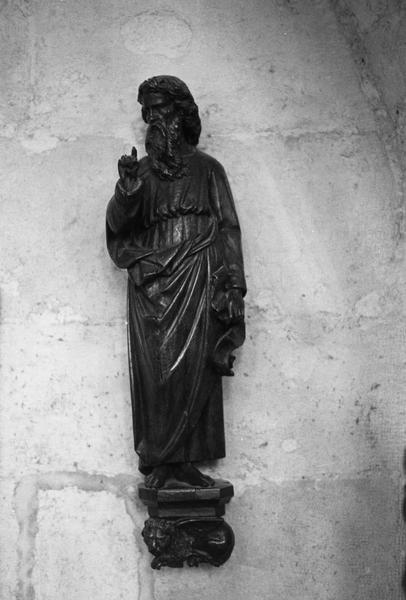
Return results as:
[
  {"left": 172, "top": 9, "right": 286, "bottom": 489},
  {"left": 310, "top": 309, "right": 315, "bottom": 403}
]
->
[{"left": 106, "top": 76, "right": 246, "bottom": 489}]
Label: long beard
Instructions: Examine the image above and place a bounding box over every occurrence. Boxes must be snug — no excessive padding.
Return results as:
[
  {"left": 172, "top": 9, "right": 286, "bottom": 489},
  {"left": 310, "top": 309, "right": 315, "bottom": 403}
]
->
[{"left": 145, "top": 115, "right": 189, "bottom": 180}]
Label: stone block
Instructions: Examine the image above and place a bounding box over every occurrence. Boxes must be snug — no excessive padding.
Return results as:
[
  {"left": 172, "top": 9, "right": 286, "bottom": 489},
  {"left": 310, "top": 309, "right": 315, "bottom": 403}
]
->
[
  {"left": 32, "top": 488, "right": 141, "bottom": 600},
  {"left": 0, "top": 479, "right": 18, "bottom": 600}
]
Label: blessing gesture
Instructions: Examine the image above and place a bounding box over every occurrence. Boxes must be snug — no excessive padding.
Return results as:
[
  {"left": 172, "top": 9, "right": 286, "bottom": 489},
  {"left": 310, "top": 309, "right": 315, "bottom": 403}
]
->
[{"left": 118, "top": 146, "right": 139, "bottom": 192}]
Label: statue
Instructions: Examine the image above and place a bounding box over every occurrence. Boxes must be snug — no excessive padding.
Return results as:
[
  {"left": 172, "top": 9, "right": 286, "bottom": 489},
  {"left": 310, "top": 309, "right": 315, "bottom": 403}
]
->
[{"left": 106, "top": 76, "right": 246, "bottom": 493}]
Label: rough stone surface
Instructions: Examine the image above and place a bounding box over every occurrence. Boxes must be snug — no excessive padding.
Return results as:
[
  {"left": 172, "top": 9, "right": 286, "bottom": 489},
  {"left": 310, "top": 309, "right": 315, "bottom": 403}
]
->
[
  {"left": 0, "top": 480, "right": 18, "bottom": 600},
  {"left": 33, "top": 489, "right": 139, "bottom": 600},
  {"left": 1, "top": 1, "right": 405, "bottom": 599}
]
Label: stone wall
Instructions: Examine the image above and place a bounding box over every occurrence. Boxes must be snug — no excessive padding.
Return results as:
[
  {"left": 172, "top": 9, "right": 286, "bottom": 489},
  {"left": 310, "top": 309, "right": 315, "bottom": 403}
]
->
[{"left": 1, "top": 1, "right": 405, "bottom": 599}]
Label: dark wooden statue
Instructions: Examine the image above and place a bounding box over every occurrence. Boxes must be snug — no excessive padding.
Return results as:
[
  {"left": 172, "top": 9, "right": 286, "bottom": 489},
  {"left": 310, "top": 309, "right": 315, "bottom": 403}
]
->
[{"left": 106, "top": 75, "right": 245, "bottom": 567}]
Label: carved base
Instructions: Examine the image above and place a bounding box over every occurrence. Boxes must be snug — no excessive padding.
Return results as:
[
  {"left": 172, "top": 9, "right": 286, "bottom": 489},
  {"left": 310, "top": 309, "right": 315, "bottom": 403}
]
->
[
  {"left": 142, "top": 516, "right": 234, "bottom": 569},
  {"left": 138, "top": 479, "right": 235, "bottom": 568}
]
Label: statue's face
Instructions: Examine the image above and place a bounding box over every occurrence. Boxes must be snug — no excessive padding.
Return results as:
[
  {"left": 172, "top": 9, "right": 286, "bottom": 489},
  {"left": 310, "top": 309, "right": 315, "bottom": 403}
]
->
[
  {"left": 142, "top": 93, "right": 175, "bottom": 124},
  {"left": 142, "top": 91, "right": 188, "bottom": 179}
]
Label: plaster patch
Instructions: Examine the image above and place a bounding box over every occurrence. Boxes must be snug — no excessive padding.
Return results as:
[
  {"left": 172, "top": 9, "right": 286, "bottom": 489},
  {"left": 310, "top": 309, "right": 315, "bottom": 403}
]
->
[
  {"left": 354, "top": 291, "right": 382, "bottom": 318},
  {"left": 121, "top": 10, "right": 192, "bottom": 58},
  {"left": 353, "top": 287, "right": 401, "bottom": 320},
  {"left": 281, "top": 438, "right": 299, "bottom": 453},
  {"left": 20, "top": 131, "right": 60, "bottom": 153},
  {"left": 29, "top": 299, "right": 88, "bottom": 325}
]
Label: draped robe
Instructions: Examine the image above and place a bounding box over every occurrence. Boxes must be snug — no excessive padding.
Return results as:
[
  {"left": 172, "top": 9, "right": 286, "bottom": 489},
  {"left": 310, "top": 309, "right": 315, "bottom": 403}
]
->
[{"left": 106, "top": 150, "right": 246, "bottom": 472}]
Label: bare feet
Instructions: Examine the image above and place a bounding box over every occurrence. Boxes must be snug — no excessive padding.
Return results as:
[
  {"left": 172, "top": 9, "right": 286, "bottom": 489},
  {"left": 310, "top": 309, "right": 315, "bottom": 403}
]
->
[
  {"left": 173, "top": 463, "right": 215, "bottom": 488},
  {"left": 145, "top": 465, "right": 173, "bottom": 489},
  {"left": 144, "top": 463, "right": 215, "bottom": 489}
]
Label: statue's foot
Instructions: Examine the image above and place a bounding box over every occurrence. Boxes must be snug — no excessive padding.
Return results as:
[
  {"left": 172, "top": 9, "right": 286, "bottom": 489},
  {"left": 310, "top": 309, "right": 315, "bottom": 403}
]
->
[
  {"left": 145, "top": 465, "right": 173, "bottom": 489},
  {"left": 173, "top": 463, "right": 215, "bottom": 488}
]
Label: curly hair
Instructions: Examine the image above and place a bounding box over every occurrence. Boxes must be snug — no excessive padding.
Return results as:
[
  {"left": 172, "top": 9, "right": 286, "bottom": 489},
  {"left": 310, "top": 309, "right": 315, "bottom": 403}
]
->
[{"left": 138, "top": 75, "right": 201, "bottom": 146}]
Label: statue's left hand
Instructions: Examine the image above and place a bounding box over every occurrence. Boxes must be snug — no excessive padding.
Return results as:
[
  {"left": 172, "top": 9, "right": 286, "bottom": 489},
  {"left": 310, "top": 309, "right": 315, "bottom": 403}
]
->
[{"left": 226, "top": 288, "right": 244, "bottom": 323}]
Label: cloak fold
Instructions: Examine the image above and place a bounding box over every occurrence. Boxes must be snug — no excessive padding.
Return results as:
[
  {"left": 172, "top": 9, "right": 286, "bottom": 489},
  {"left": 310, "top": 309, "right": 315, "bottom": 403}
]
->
[{"left": 106, "top": 151, "right": 245, "bottom": 470}]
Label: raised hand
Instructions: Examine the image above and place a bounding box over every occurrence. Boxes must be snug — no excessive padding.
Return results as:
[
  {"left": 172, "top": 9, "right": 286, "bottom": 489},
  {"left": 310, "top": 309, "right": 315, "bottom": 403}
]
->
[{"left": 118, "top": 146, "right": 139, "bottom": 192}]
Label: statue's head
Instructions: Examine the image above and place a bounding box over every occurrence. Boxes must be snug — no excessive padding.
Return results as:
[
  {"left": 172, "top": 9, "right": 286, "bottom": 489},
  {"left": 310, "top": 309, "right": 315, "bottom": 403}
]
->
[{"left": 138, "top": 75, "right": 201, "bottom": 146}]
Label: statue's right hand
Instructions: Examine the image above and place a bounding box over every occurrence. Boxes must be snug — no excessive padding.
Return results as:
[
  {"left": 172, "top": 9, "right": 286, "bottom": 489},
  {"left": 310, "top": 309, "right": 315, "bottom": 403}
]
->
[{"left": 118, "top": 146, "right": 139, "bottom": 192}]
